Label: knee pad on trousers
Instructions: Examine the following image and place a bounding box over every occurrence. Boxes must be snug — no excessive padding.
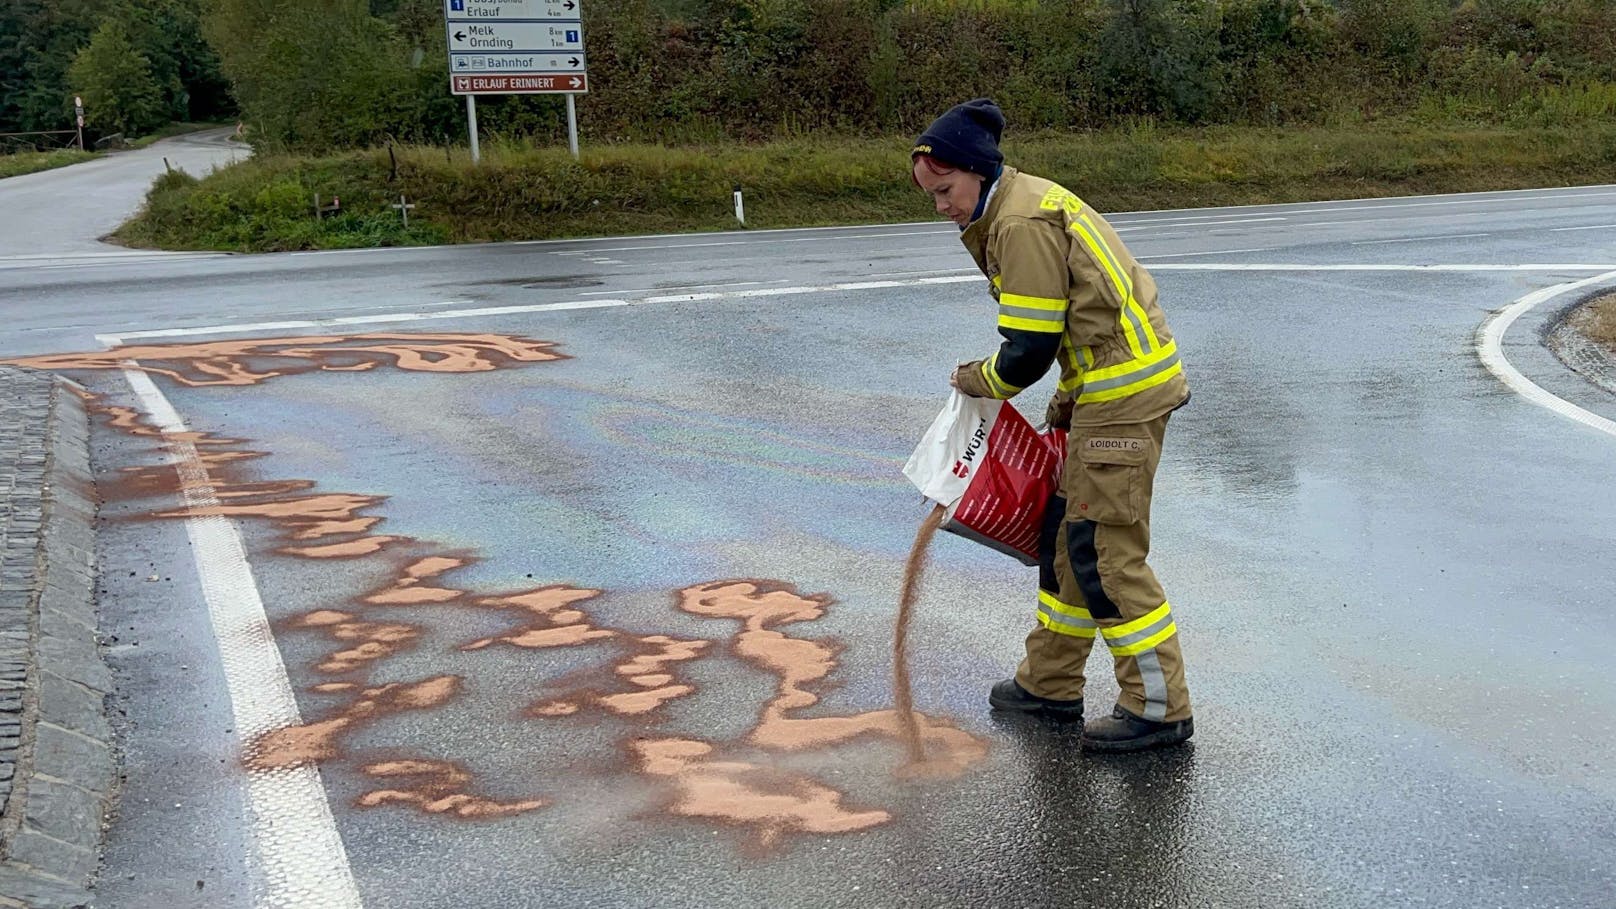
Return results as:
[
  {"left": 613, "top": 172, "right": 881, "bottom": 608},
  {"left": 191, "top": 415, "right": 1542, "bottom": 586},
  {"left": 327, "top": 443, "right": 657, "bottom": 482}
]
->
[{"left": 1066, "top": 519, "right": 1121, "bottom": 619}]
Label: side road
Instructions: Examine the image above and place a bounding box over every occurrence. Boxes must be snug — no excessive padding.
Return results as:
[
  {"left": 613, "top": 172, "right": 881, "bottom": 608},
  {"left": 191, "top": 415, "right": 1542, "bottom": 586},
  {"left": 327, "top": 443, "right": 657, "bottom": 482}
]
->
[
  {"left": 0, "top": 130, "right": 245, "bottom": 260},
  {"left": 0, "top": 368, "right": 108, "bottom": 909}
]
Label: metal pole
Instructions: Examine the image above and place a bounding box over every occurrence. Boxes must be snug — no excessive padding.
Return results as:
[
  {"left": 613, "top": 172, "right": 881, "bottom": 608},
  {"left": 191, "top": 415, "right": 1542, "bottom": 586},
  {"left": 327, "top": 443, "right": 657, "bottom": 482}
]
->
[
  {"left": 466, "top": 95, "right": 481, "bottom": 165},
  {"left": 566, "top": 93, "right": 579, "bottom": 159}
]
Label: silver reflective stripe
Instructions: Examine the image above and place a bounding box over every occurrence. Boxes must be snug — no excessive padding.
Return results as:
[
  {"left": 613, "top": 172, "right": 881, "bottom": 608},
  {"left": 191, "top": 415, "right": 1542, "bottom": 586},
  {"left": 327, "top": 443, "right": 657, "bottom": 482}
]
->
[
  {"left": 1121, "top": 304, "right": 1154, "bottom": 354},
  {"left": 1103, "top": 614, "right": 1174, "bottom": 651},
  {"left": 1038, "top": 604, "right": 1096, "bottom": 635},
  {"left": 1135, "top": 649, "right": 1169, "bottom": 722},
  {"left": 999, "top": 303, "right": 1067, "bottom": 325},
  {"left": 1078, "top": 348, "right": 1181, "bottom": 394}
]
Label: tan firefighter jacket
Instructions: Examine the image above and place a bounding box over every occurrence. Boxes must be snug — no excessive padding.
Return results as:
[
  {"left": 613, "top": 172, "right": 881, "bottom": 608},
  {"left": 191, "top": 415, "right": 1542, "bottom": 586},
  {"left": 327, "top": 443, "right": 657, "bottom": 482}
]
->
[{"left": 954, "top": 167, "right": 1189, "bottom": 427}]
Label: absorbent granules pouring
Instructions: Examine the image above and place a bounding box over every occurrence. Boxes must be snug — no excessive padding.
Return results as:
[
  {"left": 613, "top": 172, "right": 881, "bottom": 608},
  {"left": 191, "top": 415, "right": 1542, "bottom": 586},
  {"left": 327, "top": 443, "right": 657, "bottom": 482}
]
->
[{"left": 893, "top": 504, "right": 945, "bottom": 764}]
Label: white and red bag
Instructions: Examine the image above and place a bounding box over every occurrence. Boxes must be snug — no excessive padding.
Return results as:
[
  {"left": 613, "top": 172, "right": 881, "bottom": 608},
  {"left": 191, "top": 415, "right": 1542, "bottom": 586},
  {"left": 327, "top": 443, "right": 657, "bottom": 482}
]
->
[{"left": 903, "top": 391, "right": 1067, "bottom": 566}]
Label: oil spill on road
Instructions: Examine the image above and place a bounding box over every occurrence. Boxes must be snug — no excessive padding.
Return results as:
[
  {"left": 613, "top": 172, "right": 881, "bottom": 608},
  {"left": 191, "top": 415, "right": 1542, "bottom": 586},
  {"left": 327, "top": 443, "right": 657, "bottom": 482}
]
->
[
  {"left": 28, "top": 331, "right": 990, "bottom": 847},
  {"left": 2, "top": 333, "right": 569, "bottom": 386}
]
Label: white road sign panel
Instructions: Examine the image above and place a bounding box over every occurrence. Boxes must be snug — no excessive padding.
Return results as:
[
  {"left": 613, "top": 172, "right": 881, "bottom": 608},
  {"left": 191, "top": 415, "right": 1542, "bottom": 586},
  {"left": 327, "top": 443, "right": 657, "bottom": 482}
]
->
[
  {"left": 448, "top": 22, "right": 583, "bottom": 53},
  {"left": 450, "top": 52, "right": 584, "bottom": 74},
  {"left": 445, "top": 0, "right": 580, "bottom": 20},
  {"left": 445, "top": 0, "right": 586, "bottom": 95}
]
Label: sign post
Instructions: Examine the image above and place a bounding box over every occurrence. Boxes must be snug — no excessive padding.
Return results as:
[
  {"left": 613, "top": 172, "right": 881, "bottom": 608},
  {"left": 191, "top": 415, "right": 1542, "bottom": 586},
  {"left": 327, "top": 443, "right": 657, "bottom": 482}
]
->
[
  {"left": 73, "top": 95, "right": 84, "bottom": 150},
  {"left": 444, "top": 0, "right": 587, "bottom": 160}
]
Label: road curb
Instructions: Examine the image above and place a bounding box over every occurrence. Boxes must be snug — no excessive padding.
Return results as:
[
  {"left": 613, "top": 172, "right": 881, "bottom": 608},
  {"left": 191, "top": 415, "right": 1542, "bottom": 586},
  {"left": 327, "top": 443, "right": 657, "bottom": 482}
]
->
[
  {"left": 1481, "top": 273, "right": 1616, "bottom": 435},
  {"left": 0, "top": 367, "right": 110, "bottom": 909}
]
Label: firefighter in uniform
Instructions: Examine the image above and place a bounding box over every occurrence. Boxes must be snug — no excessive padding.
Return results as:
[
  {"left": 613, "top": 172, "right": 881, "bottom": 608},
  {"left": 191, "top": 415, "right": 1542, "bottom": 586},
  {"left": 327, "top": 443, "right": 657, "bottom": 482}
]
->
[{"left": 912, "top": 99, "right": 1194, "bottom": 752}]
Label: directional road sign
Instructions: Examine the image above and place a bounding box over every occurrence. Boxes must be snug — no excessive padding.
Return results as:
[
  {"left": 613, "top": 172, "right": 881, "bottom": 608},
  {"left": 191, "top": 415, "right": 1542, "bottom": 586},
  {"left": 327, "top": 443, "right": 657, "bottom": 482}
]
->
[
  {"left": 446, "top": 0, "right": 587, "bottom": 95},
  {"left": 448, "top": 0, "right": 580, "bottom": 20}
]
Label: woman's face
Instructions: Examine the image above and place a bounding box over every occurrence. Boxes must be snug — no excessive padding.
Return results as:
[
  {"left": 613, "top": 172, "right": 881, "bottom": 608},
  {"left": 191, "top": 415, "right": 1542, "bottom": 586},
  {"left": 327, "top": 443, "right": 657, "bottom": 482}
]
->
[{"left": 913, "top": 161, "right": 983, "bottom": 227}]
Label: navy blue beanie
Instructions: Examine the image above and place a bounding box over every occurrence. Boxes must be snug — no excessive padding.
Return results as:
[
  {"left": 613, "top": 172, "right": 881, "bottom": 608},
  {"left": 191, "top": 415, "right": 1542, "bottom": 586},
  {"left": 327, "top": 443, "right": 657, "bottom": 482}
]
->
[{"left": 912, "top": 99, "right": 1005, "bottom": 179}]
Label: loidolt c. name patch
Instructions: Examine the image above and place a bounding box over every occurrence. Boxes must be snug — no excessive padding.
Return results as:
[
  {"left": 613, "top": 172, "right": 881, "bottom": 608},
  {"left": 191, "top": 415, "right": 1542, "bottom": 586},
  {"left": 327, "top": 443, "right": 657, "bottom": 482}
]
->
[{"left": 1082, "top": 437, "right": 1146, "bottom": 455}]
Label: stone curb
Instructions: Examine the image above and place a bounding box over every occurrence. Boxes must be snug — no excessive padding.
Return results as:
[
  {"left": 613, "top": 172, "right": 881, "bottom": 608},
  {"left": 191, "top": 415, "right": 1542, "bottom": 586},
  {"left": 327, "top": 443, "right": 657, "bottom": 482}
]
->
[
  {"left": 1497, "top": 279, "right": 1616, "bottom": 425},
  {"left": 0, "top": 367, "right": 109, "bottom": 909}
]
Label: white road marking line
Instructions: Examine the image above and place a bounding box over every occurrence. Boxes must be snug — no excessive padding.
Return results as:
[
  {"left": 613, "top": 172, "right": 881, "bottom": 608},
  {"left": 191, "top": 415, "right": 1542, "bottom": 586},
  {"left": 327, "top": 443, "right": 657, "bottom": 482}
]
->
[
  {"left": 1549, "top": 224, "right": 1616, "bottom": 233},
  {"left": 1116, "top": 217, "right": 1287, "bottom": 232},
  {"left": 1138, "top": 247, "right": 1277, "bottom": 259},
  {"left": 1352, "top": 233, "right": 1492, "bottom": 246},
  {"left": 578, "top": 280, "right": 782, "bottom": 296},
  {"left": 1478, "top": 270, "right": 1616, "bottom": 440},
  {"left": 578, "top": 228, "right": 952, "bottom": 254},
  {"left": 119, "top": 365, "right": 363, "bottom": 909},
  {"left": 1109, "top": 185, "right": 1616, "bottom": 218},
  {"left": 101, "top": 264, "right": 1616, "bottom": 341},
  {"left": 1114, "top": 213, "right": 1289, "bottom": 226},
  {"left": 1148, "top": 263, "right": 1616, "bottom": 272}
]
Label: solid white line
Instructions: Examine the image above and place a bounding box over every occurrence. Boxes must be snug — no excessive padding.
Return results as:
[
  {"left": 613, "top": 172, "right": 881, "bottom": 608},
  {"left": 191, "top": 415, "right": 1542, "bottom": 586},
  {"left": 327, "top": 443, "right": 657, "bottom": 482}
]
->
[
  {"left": 578, "top": 228, "right": 952, "bottom": 254},
  {"left": 120, "top": 366, "right": 363, "bottom": 908},
  {"left": 1117, "top": 217, "right": 1287, "bottom": 232},
  {"left": 1549, "top": 224, "right": 1616, "bottom": 233},
  {"left": 1108, "top": 185, "right": 1616, "bottom": 218},
  {"left": 1352, "top": 233, "right": 1492, "bottom": 246},
  {"left": 578, "top": 280, "right": 778, "bottom": 296},
  {"left": 1148, "top": 263, "right": 1616, "bottom": 272},
  {"left": 1477, "top": 271, "right": 1616, "bottom": 440},
  {"left": 102, "top": 265, "right": 1616, "bottom": 341},
  {"left": 1137, "top": 247, "right": 1277, "bottom": 259}
]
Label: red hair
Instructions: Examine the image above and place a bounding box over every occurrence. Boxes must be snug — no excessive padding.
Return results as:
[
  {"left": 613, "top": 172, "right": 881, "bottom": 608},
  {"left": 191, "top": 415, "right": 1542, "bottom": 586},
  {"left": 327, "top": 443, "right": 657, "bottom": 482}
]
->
[{"left": 912, "top": 153, "right": 959, "bottom": 187}]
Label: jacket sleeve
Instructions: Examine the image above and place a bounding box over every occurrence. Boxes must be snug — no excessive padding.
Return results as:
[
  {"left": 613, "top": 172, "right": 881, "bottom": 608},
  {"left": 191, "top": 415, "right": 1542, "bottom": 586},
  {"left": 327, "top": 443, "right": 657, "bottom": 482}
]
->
[{"left": 956, "top": 217, "right": 1070, "bottom": 400}]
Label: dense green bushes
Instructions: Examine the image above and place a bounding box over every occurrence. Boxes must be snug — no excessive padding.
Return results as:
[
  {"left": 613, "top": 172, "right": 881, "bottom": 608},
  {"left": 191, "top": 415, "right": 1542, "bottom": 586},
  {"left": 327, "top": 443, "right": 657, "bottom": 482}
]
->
[
  {"left": 187, "top": 0, "right": 1616, "bottom": 152},
  {"left": 0, "top": 0, "right": 230, "bottom": 139}
]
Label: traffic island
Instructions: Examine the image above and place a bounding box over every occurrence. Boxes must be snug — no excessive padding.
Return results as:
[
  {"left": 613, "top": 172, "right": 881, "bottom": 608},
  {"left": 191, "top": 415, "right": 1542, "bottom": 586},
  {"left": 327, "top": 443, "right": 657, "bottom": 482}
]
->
[
  {"left": 0, "top": 367, "right": 109, "bottom": 909},
  {"left": 1549, "top": 291, "right": 1616, "bottom": 397}
]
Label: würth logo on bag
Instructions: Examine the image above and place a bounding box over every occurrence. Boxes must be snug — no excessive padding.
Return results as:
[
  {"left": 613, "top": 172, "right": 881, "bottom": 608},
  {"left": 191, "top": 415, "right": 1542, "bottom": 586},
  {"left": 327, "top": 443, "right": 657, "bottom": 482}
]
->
[{"left": 952, "top": 461, "right": 970, "bottom": 478}]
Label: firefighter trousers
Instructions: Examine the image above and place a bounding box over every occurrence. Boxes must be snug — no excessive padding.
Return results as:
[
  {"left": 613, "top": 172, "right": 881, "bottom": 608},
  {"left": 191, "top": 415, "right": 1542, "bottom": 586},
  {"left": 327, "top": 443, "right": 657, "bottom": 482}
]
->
[{"left": 1015, "top": 412, "right": 1192, "bottom": 723}]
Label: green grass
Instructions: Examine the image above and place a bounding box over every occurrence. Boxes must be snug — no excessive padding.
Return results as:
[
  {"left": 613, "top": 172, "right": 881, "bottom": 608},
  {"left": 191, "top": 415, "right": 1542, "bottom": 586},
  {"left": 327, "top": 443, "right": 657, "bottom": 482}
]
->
[
  {"left": 115, "top": 121, "right": 1616, "bottom": 253},
  {"left": 0, "top": 148, "right": 99, "bottom": 180}
]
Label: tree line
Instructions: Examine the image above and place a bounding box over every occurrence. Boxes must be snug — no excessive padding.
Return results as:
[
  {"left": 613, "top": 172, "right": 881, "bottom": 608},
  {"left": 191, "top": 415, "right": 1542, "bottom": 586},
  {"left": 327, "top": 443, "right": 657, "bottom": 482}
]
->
[{"left": 3, "top": 0, "right": 1615, "bottom": 152}]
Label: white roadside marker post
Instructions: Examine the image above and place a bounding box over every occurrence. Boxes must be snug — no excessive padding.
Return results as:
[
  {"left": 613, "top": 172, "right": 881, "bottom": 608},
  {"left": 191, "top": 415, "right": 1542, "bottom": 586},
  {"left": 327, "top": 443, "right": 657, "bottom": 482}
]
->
[
  {"left": 733, "top": 184, "right": 745, "bottom": 227},
  {"left": 566, "top": 93, "right": 579, "bottom": 159}
]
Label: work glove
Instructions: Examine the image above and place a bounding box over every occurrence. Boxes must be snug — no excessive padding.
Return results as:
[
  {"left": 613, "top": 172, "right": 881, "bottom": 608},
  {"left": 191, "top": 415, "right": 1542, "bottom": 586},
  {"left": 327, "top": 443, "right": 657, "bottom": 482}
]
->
[
  {"left": 950, "top": 360, "right": 994, "bottom": 399},
  {"left": 1044, "top": 392, "right": 1073, "bottom": 430}
]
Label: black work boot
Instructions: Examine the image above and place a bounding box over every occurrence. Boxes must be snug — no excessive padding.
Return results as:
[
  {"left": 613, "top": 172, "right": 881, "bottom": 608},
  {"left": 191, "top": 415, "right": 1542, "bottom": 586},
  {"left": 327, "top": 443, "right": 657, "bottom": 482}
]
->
[
  {"left": 1082, "top": 705, "right": 1194, "bottom": 753},
  {"left": 988, "top": 678, "right": 1084, "bottom": 718}
]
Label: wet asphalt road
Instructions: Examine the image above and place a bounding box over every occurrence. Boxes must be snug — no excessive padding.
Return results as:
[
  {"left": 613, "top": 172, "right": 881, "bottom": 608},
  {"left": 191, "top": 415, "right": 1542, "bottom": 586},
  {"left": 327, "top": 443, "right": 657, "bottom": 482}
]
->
[
  {"left": 0, "top": 128, "right": 245, "bottom": 260},
  {"left": 2, "top": 177, "right": 1616, "bottom": 908}
]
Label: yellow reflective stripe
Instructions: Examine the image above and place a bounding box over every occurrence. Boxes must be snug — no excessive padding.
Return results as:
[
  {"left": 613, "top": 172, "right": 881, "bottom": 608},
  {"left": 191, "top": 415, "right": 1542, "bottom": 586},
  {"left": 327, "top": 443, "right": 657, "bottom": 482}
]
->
[
  {"left": 1103, "top": 602, "right": 1172, "bottom": 638},
  {"left": 1057, "top": 335, "right": 1082, "bottom": 392},
  {"left": 1077, "top": 358, "right": 1183, "bottom": 404},
  {"left": 1082, "top": 339, "right": 1177, "bottom": 382},
  {"left": 1080, "top": 345, "right": 1095, "bottom": 368},
  {"left": 1071, "top": 217, "right": 1146, "bottom": 359},
  {"left": 980, "top": 355, "right": 1021, "bottom": 398},
  {"left": 1037, "top": 609, "right": 1098, "bottom": 639},
  {"left": 1038, "top": 589, "right": 1092, "bottom": 620},
  {"left": 1127, "top": 299, "right": 1162, "bottom": 350},
  {"left": 999, "top": 314, "right": 1065, "bottom": 333},
  {"left": 992, "top": 275, "right": 1002, "bottom": 288},
  {"left": 1107, "top": 622, "right": 1177, "bottom": 656},
  {"left": 1000, "top": 293, "right": 1066, "bottom": 312}
]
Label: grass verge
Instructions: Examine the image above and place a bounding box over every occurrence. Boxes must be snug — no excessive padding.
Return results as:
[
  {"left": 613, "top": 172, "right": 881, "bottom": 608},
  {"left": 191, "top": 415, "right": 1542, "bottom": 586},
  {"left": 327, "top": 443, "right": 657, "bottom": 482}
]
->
[
  {"left": 1576, "top": 293, "right": 1616, "bottom": 352},
  {"left": 115, "top": 121, "right": 1616, "bottom": 253},
  {"left": 0, "top": 149, "right": 99, "bottom": 180}
]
